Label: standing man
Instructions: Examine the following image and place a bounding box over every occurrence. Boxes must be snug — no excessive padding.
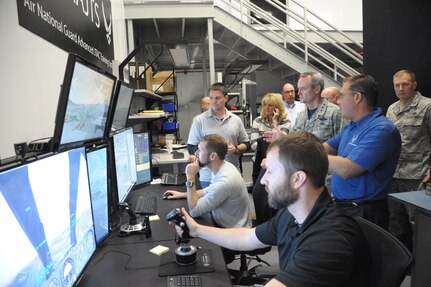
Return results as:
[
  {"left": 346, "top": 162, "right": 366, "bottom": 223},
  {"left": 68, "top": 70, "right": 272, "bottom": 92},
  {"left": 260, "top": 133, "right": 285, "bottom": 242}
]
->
[
  {"left": 321, "top": 86, "right": 341, "bottom": 105},
  {"left": 187, "top": 83, "right": 250, "bottom": 188},
  {"left": 292, "top": 72, "right": 342, "bottom": 142},
  {"left": 176, "top": 132, "right": 371, "bottom": 287},
  {"left": 323, "top": 74, "right": 401, "bottom": 229},
  {"left": 282, "top": 82, "right": 305, "bottom": 127},
  {"left": 386, "top": 69, "right": 431, "bottom": 250},
  {"left": 200, "top": 96, "right": 210, "bottom": 112}
]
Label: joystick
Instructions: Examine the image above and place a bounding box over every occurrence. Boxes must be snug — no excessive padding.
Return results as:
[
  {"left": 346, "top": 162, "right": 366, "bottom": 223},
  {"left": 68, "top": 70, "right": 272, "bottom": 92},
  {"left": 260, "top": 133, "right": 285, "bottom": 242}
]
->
[
  {"left": 166, "top": 208, "right": 197, "bottom": 265},
  {"left": 118, "top": 202, "right": 151, "bottom": 237}
]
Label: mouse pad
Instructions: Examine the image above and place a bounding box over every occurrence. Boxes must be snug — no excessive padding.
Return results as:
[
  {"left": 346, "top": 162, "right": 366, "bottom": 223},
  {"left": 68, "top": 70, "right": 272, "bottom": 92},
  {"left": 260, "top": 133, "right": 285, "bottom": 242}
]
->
[{"left": 158, "top": 249, "right": 214, "bottom": 276}]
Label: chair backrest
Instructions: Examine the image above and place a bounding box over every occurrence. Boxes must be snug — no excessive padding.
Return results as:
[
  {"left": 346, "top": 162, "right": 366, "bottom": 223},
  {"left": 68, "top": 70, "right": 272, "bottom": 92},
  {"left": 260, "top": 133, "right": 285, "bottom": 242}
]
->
[
  {"left": 354, "top": 216, "right": 414, "bottom": 287},
  {"left": 252, "top": 168, "right": 277, "bottom": 225}
]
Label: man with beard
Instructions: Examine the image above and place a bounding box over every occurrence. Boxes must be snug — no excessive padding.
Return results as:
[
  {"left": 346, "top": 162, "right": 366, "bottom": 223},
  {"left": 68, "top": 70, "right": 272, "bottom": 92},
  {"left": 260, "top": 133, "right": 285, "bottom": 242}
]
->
[
  {"left": 175, "top": 132, "right": 371, "bottom": 287},
  {"left": 163, "top": 134, "right": 251, "bottom": 229}
]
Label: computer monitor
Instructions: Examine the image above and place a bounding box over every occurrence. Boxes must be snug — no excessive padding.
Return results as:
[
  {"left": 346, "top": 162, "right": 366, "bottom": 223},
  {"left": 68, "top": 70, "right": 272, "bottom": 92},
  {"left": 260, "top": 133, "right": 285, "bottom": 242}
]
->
[
  {"left": 134, "top": 132, "right": 152, "bottom": 186},
  {"left": 112, "top": 128, "right": 137, "bottom": 202},
  {"left": 0, "top": 147, "right": 96, "bottom": 287},
  {"left": 52, "top": 53, "right": 117, "bottom": 152},
  {"left": 110, "top": 81, "right": 134, "bottom": 132},
  {"left": 86, "top": 145, "right": 110, "bottom": 245}
]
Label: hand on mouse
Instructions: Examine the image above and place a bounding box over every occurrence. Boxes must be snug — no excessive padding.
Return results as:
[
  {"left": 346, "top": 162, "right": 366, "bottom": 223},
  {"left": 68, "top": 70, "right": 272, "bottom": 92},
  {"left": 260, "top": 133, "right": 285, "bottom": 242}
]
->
[{"left": 163, "top": 190, "right": 186, "bottom": 200}]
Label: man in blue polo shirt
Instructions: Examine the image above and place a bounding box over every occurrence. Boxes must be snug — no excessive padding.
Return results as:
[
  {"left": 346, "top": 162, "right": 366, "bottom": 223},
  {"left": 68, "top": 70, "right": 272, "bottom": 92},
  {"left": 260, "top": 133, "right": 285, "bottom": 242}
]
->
[{"left": 323, "top": 74, "right": 401, "bottom": 229}]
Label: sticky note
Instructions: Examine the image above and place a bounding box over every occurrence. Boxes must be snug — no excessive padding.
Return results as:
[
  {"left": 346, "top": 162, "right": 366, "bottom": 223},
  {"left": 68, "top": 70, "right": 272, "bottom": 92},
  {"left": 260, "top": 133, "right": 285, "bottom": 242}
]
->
[
  {"left": 149, "top": 245, "right": 169, "bottom": 256},
  {"left": 149, "top": 215, "right": 160, "bottom": 222}
]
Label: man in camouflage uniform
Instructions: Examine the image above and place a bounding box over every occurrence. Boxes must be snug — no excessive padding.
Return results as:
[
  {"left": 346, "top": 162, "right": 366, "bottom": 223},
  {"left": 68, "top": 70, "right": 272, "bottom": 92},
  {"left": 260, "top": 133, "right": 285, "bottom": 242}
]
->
[
  {"left": 291, "top": 71, "right": 342, "bottom": 142},
  {"left": 386, "top": 69, "right": 431, "bottom": 251}
]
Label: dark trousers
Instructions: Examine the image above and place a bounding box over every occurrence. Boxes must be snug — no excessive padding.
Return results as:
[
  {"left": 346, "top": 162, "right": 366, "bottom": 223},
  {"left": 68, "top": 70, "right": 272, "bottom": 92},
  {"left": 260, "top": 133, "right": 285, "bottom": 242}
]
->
[
  {"left": 388, "top": 178, "right": 421, "bottom": 251},
  {"left": 335, "top": 198, "right": 389, "bottom": 230}
]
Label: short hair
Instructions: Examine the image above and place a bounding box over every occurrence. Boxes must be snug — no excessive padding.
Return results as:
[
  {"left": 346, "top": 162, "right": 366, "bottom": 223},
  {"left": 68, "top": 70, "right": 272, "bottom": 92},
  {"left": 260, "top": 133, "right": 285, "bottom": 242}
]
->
[
  {"left": 344, "top": 74, "right": 378, "bottom": 107},
  {"left": 300, "top": 71, "right": 325, "bottom": 91},
  {"left": 209, "top": 82, "right": 228, "bottom": 97},
  {"left": 393, "top": 70, "right": 416, "bottom": 82},
  {"left": 260, "top": 93, "right": 288, "bottom": 122},
  {"left": 202, "top": 134, "right": 228, "bottom": 160},
  {"left": 267, "top": 131, "right": 328, "bottom": 188}
]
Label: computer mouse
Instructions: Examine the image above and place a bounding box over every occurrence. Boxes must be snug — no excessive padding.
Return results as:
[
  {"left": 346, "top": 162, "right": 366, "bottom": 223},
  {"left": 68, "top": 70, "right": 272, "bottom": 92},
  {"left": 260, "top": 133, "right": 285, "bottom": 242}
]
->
[{"left": 163, "top": 192, "right": 173, "bottom": 199}]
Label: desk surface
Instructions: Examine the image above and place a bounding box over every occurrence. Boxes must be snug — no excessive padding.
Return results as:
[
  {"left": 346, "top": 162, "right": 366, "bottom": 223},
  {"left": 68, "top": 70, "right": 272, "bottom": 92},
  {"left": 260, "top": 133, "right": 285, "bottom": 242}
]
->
[
  {"left": 389, "top": 190, "right": 431, "bottom": 212},
  {"left": 152, "top": 150, "right": 189, "bottom": 165},
  {"left": 78, "top": 184, "right": 231, "bottom": 287}
]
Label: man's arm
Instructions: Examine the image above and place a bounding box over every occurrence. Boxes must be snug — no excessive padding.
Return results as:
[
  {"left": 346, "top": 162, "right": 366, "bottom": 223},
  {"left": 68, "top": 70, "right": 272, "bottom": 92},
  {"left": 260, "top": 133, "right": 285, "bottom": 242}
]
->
[
  {"left": 182, "top": 208, "right": 268, "bottom": 251},
  {"left": 327, "top": 155, "right": 366, "bottom": 179},
  {"left": 185, "top": 161, "right": 203, "bottom": 210},
  {"left": 323, "top": 142, "right": 337, "bottom": 155}
]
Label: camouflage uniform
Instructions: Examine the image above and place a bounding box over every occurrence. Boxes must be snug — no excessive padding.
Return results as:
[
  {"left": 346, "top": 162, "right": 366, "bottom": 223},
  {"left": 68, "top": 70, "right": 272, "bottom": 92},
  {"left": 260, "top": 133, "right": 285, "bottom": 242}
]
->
[
  {"left": 291, "top": 99, "right": 342, "bottom": 142},
  {"left": 291, "top": 99, "right": 342, "bottom": 192},
  {"left": 386, "top": 91, "right": 431, "bottom": 250}
]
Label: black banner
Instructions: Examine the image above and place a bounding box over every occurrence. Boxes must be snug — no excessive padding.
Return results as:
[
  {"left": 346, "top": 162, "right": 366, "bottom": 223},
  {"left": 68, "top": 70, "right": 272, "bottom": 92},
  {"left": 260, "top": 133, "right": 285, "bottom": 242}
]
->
[{"left": 17, "top": 0, "right": 114, "bottom": 72}]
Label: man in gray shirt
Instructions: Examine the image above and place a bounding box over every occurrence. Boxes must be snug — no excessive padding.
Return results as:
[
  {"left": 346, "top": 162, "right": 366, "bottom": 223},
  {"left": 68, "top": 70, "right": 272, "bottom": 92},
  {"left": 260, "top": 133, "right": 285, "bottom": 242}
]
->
[
  {"left": 187, "top": 82, "right": 250, "bottom": 188},
  {"left": 386, "top": 69, "right": 431, "bottom": 250},
  {"left": 164, "top": 134, "right": 251, "bottom": 229}
]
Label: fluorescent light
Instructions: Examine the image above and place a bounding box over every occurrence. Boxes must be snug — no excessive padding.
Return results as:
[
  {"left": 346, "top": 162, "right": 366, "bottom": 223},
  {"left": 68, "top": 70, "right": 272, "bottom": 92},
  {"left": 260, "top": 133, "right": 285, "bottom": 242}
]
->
[{"left": 168, "top": 45, "right": 190, "bottom": 66}]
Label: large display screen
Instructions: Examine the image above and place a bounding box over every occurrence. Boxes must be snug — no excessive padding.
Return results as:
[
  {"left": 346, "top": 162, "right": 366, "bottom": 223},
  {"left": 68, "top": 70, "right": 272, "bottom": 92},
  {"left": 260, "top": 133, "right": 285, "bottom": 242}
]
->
[
  {"left": 86, "top": 146, "right": 110, "bottom": 245},
  {"left": 110, "top": 81, "right": 134, "bottom": 132},
  {"left": 0, "top": 148, "right": 96, "bottom": 287},
  {"left": 112, "top": 128, "right": 137, "bottom": 202},
  {"left": 52, "top": 53, "right": 116, "bottom": 151},
  {"left": 134, "top": 132, "right": 152, "bottom": 186}
]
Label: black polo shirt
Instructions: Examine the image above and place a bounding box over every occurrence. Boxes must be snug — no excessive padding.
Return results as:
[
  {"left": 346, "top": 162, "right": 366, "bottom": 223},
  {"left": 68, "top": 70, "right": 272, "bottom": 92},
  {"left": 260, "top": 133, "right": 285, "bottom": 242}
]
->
[{"left": 255, "top": 189, "right": 370, "bottom": 287}]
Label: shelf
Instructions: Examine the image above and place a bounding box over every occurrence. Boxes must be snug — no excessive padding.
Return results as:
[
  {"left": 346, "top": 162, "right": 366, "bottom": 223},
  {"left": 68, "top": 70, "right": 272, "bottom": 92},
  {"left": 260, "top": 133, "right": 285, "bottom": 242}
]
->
[{"left": 134, "top": 89, "right": 163, "bottom": 100}]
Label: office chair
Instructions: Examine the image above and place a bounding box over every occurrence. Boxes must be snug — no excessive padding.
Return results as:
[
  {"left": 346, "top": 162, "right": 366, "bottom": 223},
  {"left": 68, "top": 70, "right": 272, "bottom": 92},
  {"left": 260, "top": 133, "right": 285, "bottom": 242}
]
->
[
  {"left": 254, "top": 216, "right": 414, "bottom": 286},
  {"left": 354, "top": 216, "right": 413, "bottom": 287},
  {"left": 228, "top": 168, "right": 277, "bottom": 285}
]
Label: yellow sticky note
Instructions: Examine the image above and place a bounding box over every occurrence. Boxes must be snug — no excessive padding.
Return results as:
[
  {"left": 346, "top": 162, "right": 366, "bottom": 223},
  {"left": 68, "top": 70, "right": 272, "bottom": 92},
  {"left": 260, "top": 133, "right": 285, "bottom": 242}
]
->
[
  {"left": 149, "top": 215, "right": 160, "bottom": 222},
  {"left": 149, "top": 245, "right": 169, "bottom": 256}
]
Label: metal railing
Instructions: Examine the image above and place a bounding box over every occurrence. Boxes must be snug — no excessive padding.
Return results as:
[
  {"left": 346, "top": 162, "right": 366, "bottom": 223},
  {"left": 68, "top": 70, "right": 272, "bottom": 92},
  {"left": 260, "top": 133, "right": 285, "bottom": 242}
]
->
[{"left": 215, "top": 0, "right": 362, "bottom": 82}]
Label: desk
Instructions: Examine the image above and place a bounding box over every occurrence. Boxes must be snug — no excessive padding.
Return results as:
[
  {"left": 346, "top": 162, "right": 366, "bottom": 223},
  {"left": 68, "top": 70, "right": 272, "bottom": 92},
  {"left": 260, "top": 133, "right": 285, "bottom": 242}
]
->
[
  {"left": 389, "top": 190, "right": 431, "bottom": 287},
  {"left": 78, "top": 184, "right": 231, "bottom": 287},
  {"left": 152, "top": 150, "right": 189, "bottom": 174}
]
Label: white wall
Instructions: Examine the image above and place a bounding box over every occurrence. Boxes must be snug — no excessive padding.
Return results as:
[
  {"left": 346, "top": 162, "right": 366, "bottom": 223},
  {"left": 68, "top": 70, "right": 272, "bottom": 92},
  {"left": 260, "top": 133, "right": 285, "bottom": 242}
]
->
[{"left": 0, "top": 1, "right": 129, "bottom": 158}]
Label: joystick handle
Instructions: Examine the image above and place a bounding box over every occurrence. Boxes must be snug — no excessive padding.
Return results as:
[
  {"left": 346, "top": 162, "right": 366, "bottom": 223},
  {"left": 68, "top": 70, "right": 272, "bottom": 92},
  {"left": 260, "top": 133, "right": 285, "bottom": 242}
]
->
[{"left": 166, "top": 208, "right": 190, "bottom": 243}]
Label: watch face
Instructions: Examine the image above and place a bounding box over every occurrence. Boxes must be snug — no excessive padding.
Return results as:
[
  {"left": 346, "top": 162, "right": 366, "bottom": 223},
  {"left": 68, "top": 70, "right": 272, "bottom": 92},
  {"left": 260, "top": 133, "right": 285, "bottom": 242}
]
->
[{"left": 186, "top": 180, "right": 194, "bottom": 188}]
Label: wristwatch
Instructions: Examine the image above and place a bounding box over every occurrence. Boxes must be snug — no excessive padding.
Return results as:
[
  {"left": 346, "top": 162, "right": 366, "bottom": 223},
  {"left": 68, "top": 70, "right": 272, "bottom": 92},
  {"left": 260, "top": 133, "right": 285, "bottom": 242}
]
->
[{"left": 185, "top": 180, "right": 195, "bottom": 188}]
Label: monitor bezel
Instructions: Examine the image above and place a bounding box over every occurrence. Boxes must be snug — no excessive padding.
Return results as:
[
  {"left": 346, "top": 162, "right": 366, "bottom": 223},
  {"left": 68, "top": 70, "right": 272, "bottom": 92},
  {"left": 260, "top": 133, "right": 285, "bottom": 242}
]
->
[
  {"left": 52, "top": 53, "right": 117, "bottom": 152},
  {"left": 85, "top": 144, "right": 111, "bottom": 246},
  {"left": 0, "top": 147, "right": 96, "bottom": 287},
  {"left": 133, "top": 131, "right": 153, "bottom": 189},
  {"left": 108, "top": 80, "right": 135, "bottom": 134},
  {"left": 109, "top": 127, "right": 137, "bottom": 204}
]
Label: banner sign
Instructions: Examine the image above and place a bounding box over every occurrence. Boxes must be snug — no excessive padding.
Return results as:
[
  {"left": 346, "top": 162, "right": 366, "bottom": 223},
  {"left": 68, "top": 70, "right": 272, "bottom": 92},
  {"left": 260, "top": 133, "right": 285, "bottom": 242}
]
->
[{"left": 17, "top": 0, "right": 114, "bottom": 72}]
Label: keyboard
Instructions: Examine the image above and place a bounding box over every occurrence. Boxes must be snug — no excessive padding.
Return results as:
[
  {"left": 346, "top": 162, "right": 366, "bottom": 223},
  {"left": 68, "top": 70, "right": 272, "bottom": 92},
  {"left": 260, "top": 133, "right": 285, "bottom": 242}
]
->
[
  {"left": 161, "top": 173, "right": 179, "bottom": 185},
  {"left": 134, "top": 195, "right": 157, "bottom": 215},
  {"left": 167, "top": 275, "right": 201, "bottom": 287}
]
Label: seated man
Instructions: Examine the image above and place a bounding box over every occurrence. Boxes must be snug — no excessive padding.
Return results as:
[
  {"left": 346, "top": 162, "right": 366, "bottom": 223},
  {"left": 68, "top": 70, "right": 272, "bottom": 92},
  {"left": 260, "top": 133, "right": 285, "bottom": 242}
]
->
[
  {"left": 176, "top": 132, "right": 371, "bottom": 287},
  {"left": 164, "top": 134, "right": 251, "bottom": 229}
]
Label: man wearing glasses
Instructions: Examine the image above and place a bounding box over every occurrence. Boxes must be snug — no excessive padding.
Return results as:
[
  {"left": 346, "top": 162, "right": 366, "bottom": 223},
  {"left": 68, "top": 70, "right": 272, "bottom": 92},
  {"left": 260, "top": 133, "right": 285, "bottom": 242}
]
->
[
  {"left": 282, "top": 82, "right": 305, "bottom": 127},
  {"left": 323, "top": 74, "right": 401, "bottom": 230},
  {"left": 386, "top": 70, "right": 431, "bottom": 250}
]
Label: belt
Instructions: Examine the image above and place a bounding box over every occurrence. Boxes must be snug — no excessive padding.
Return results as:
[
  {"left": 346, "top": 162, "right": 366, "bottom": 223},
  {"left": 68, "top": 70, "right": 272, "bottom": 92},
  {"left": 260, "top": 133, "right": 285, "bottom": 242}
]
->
[{"left": 333, "top": 198, "right": 387, "bottom": 208}]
